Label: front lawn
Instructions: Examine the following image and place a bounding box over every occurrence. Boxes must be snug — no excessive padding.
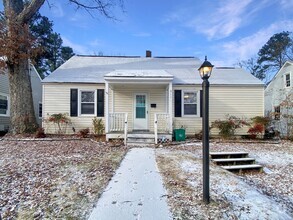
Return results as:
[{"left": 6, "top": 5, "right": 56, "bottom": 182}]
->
[
  {"left": 156, "top": 141, "right": 293, "bottom": 219},
  {"left": 0, "top": 140, "right": 128, "bottom": 219}
]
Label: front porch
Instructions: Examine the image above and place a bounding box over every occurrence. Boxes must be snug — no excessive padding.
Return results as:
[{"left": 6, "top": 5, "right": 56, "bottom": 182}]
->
[
  {"left": 104, "top": 70, "right": 174, "bottom": 145},
  {"left": 106, "top": 112, "right": 173, "bottom": 145}
]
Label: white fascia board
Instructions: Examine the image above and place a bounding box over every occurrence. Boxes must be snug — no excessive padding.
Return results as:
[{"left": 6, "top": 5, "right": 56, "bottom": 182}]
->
[{"left": 104, "top": 77, "right": 173, "bottom": 84}]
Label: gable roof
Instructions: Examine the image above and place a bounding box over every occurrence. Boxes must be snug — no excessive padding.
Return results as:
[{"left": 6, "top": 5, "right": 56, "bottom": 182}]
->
[
  {"left": 265, "top": 60, "right": 293, "bottom": 90},
  {"left": 43, "top": 55, "right": 264, "bottom": 85}
]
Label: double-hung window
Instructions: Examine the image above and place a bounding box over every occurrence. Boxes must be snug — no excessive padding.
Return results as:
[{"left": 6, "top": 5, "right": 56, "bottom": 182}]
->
[
  {"left": 183, "top": 91, "right": 198, "bottom": 116},
  {"left": 285, "top": 73, "right": 291, "bottom": 88},
  {"left": 0, "top": 94, "right": 9, "bottom": 116},
  {"left": 80, "top": 90, "right": 96, "bottom": 115}
]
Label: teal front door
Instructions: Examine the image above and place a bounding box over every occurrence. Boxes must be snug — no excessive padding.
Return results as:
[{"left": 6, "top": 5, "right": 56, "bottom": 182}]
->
[{"left": 133, "top": 93, "right": 148, "bottom": 130}]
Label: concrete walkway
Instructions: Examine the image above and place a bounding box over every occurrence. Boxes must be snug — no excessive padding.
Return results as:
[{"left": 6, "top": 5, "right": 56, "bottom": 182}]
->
[{"left": 89, "top": 148, "right": 172, "bottom": 220}]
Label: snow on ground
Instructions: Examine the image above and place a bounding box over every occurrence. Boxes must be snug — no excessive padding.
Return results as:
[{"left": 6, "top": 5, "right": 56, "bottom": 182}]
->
[
  {"left": 0, "top": 140, "right": 128, "bottom": 220},
  {"left": 156, "top": 141, "right": 293, "bottom": 220}
]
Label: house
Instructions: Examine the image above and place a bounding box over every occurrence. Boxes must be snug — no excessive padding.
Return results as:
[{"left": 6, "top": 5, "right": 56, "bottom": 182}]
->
[
  {"left": 42, "top": 53, "right": 264, "bottom": 143},
  {"left": 264, "top": 61, "right": 293, "bottom": 137},
  {"left": 0, "top": 64, "right": 43, "bottom": 132}
]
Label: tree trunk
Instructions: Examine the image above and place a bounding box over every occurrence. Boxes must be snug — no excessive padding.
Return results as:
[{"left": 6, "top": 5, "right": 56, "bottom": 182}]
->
[
  {"left": 8, "top": 60, "right": 38, "bottom": 134},
  {"left": 4, "top": 0, "right": 44, "bottom": 134}
]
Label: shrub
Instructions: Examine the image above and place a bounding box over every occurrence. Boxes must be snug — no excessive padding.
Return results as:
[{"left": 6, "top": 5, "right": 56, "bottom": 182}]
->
[
  {"left": 46, "top": 113, "right": 71, "bottom": 134},
  {"left": 211, "top": 115, "right": 248, "bottom": 139},
  {"left": 92, "top": 117, "right": 104, "bottom": 135},
  {"left": 251, "top": 116, "right": 270, "bottom": 127},
  {"left": 248, "top": 116, "right": 271, "bottom": 139},
  {"left": 248, "top": 124, "right": 264, "bottom": 139},
  {"left": 78, "top": 128, "right": 90, "bottom": 138},
  {"left": 35, "top": 127, "right": 46, "bottom": 138}
]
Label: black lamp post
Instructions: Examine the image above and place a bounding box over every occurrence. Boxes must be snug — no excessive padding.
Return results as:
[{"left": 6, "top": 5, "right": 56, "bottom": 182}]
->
[{"left": 198, "top": 56, "right": 214, "bottom": 204}]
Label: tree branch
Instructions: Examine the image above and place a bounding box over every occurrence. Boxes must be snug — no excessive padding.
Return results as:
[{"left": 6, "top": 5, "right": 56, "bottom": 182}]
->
[
  {"left": 17, "top": 0, "right": 46, "bottom": 23},
  {"left": 68, "top": 0, "right": 124, "bottom": 19}
]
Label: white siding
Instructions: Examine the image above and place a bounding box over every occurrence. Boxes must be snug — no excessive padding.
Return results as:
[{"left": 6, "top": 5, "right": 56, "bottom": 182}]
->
[
  {"left": 0, "top": 66, "right": 42, "bottom": 131},
  {"left": 265, "top": 63, "right": 292, "bottom": 114},
  {"left": 43, "top": 83, "right": 105, "bottom": 134},
  {"left": 265, "top": 62, "right": 293, "bottom": 136},
  {"left": 111, "top": 85, "right": 167, "bottom": 132},
  {"left": 173, "top": 85, "right": 264, "bottom": 136},
  {"left": 0, "top": 73, "right": 10, "bottom": 131},
  {"left": 30, "top": 66, "right": 43, "bottom": 125},
  {"left": 44, "top": 83, "right": 264, "bottom": 137}
]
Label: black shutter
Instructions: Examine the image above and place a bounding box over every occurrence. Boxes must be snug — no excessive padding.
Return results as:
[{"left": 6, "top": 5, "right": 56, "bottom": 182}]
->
[
  {"left": 200, "top": 90, "right": 203, "bottom": 117},
  {"left": 70, "top": 89, "right": 78, "bottom": 117},
  {"left": 174, "top": 90, "right": 182, "bottom": 117},
  {"left": 97, "top": 89, "right": 104, "bottom": 117}
]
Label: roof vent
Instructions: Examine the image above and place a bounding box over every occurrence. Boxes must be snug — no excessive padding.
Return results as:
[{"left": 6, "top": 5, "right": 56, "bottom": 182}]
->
[{"left": 146, "top": 50, "right": 152, "bottom": 58}]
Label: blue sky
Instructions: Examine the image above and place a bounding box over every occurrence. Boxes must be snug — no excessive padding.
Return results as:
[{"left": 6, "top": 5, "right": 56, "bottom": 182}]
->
[{"left": 3, "top": 0, "right": 293, "bottom": 66}]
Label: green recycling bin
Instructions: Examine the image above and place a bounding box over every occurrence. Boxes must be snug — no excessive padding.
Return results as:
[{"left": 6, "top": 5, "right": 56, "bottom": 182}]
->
[{"left": 174, "top": 128, "right": 185, "bottom": 141}]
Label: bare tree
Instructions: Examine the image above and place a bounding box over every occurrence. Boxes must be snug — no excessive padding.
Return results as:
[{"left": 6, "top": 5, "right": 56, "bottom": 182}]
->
[{"left": 0, "top": 0, "right": 123, "bottom": 134}]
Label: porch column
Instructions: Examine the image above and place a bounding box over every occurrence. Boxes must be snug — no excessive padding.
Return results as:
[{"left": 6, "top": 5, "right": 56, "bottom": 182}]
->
[
  {"left": 168, "top": 82, "right": 173, "bottom": 133},
  {"left": 105, "top": 81, "right": 109, "bottom": 135}
]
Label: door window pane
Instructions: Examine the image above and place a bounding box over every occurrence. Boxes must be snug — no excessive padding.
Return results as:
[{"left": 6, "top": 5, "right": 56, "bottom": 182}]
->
[{"left": 136, "top": 95, "right": 146, "bottom": 118}]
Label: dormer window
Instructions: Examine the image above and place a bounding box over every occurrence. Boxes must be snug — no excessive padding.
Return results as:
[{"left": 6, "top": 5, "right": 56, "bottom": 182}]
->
[{"left": 285, "top": 73, "right": 291, "bottom": 87}]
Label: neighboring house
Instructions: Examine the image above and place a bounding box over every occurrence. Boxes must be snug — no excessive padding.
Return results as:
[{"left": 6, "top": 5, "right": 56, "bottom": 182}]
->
[
  {"left": 42, "top": 53, "right": 264, "bottom": 143},
  {"left": 265, "top": 61, "right": 293, "bottom": 137},
  {"left": 0, "top": 64, "right": 43, "bottom": 132}
]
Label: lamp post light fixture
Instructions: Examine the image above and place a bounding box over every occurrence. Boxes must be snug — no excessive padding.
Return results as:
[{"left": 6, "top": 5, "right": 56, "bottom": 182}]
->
[{"left": 198, "top": 56, "right": 214, "bottom": 204}]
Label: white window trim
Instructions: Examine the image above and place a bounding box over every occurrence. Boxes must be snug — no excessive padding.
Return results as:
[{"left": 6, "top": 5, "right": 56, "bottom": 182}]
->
[
  {"left": 182, "top": 90, "right": 200, "bottom": 117},
  {"left": 284, "top": 72, "right": 291, "bottom": 88},
  {"left": 38, "top": 102, "right": 43, "bottom": 119},
  {"left": 0, "top": 92, "right": 10, "bottom": 117},
  {"left": 78, "top": 90, "right": 97, "bottom": 116}
]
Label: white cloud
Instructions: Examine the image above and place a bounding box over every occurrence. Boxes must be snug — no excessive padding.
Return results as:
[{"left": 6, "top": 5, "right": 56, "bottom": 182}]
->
[
  {"left": 189, "top": 0, "right": 254, "bottom": 39},
  {"left": 162, "top": 0, "right": 275, "bottom": 40},
  {"left": 62, "top": 37, "right": 90, "bottom": 55},
  {"left": 280, "top": 0, "right": 293, "bottom": 10},
  {"left": 217, "top": 20, "right": 293, "bottom": 65}
]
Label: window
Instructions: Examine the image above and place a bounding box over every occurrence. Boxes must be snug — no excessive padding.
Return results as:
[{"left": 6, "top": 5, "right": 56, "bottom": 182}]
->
[
  {"left": 183, "top": 91, "right": 198, "bottom": 116},
  {"left": 285, "top": 73, "right": 291, "bottom": 87},
  {"left": 39, "top": 103, "right": 42, "bottom": 118},
  {"left": 0, "top": 94, "right": 9, "bottom": 116},
  {"left": 80, "top": 91, "right": 96, "bottom": 115},
  {"left": 274, "top": 106, "right": 280, "bottom": 120}
]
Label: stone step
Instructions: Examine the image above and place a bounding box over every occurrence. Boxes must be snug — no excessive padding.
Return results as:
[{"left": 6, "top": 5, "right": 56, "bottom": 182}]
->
[
  {"left": 127, "top": 137, "right": 155, "bottom": 144},
  {"left": 210, "top": 152, "right": 248, "bottom": 159},
  {"left": 212, "top": 158, "right": 255, "bottom": 165},
  {"left": 127, "top": 133, "right": 155, "bottom": 139},
  {"left": 221, "top": 164, "right": 263, "bottom": 173},
  {"left": 126, "top": 142, "right": 155, "bottom": 147}
]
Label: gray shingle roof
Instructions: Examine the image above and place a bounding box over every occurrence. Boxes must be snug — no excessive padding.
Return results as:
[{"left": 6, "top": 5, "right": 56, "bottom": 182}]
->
[{"left": 42, "top": 55, "right": 264, "bottom": 85}]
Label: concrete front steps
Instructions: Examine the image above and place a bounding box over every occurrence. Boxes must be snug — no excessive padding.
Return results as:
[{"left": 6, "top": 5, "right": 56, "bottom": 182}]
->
[
  {"left": 127, "top": 133, "right": 155, "bottom": 146},
  {"left": 210, "top": 152, "right": 263, "bottom": 173},
  {"left": 126, "top": 133, "right": 172, "bottom": 146}
]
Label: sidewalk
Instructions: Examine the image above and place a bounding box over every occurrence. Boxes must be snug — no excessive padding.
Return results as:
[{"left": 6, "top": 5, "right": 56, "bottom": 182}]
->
[{"left": 88, "top": 148, "right": 172, "bottom": 220}]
